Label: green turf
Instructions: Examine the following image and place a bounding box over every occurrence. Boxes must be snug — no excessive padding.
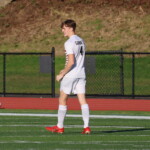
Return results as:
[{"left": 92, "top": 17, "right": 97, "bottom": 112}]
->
[{"left": 0, "top": 110, "right": 150, "bottom": 150}]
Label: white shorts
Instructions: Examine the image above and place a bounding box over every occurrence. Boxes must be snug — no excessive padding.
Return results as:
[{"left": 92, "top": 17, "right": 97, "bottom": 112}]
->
[{"left": 60, "top": 77, "right": 86, "bottom": 95}]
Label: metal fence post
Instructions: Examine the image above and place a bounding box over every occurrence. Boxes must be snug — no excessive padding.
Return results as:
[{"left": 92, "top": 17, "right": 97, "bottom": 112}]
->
[
  {"left": 120, "top": 48, "right": 124, "bottom": 95},
  {"left": 132, "top": 53, "right": 135, "bottom": 98},
  {"left": 3, "top": 54, "right": 6, "bottom": 97},
  {"left": 51, "top": 47, "right": 55, "bottom": 97}
]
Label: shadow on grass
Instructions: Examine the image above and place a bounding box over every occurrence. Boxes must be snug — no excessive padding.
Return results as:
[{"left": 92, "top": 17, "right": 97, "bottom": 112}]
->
[{"left": 92, "top": 128, "right": 150, "bottom": 134}]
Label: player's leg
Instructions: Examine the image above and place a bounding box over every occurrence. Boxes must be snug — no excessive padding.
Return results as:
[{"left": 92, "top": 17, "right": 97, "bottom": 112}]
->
[
  {"left": 57, "top": 90, "right": 68, "bottom": 129},
  {"left": 45, "top": 91, "right": 68, "bottom": 133},
  {"left": 74, "top": 79, "right": 91, "bottom": 134},
  {"left": 46, "top": 91, "right": 68, "bottom": 133},
  {"left": 77, "top": 93, "right": 90, "bottom": 134},
  {"left": 57, "top": 77, "right": 76, "bottom": 130},
  {"left": 46, "top": 77, "right": 73, "bottom": 133},
  {"left": 77, "top": 93, "right": 87, "bottom": 105}
]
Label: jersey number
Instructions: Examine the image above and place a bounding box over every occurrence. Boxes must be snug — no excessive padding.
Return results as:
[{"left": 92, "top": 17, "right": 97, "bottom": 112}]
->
[{"left": 80, "top": 46, "right": 83, "bottom": 55}]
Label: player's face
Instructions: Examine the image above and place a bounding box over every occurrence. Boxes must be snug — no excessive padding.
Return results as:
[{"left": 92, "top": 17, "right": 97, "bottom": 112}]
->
[{"left": 62, "top": 25, "right": 73, "bottom": 37}]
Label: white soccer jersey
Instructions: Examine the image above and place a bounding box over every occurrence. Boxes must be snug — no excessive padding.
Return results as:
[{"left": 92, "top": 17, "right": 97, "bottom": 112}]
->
[{"left": 64, "top": 35, "right": 86, "bottom": 78}]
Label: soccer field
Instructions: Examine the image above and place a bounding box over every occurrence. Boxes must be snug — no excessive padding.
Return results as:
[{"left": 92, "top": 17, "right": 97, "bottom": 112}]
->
[{"left": 0, "top": 110, "right": 150, "bottom": 150}]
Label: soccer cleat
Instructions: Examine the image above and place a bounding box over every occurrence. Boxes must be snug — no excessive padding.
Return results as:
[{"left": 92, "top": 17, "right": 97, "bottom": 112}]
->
[
  {"left": 45, "top": 126, "right": 64, "bottom": 134},
  {"left": 81, "top": 127, "right": 91, "bottom": 134}
]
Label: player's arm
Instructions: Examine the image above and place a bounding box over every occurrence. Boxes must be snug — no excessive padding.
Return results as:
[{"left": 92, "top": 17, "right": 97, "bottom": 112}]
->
[{"left": 56, "top": 54, "right": 74, "bottom": 82}]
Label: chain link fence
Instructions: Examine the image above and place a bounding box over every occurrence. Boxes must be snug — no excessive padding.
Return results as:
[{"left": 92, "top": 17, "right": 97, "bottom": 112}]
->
[
  {"left": 85, "top": 52, "right": 123, "bottom": 96},
  {"left": 85, "top": 51, "right": 150, "bottom": 98},
  {"left": 0, "top": 49, "right": 149, "bottom": 98},
  {"left": 0, "top": 49, "right": 55, "bottom": 97}
]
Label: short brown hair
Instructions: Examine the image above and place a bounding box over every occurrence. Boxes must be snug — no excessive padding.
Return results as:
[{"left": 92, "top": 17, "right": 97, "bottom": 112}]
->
[{"left": 61, "top": 19, "right": 76, "bottom": 31}]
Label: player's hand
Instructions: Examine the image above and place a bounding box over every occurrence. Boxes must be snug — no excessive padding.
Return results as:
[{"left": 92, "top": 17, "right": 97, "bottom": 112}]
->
[
  {"left": 59, "top": 69, "right": 64, "bottom": 74},
  {"left": 56, "top": 74, "right": 64, "bottom": 82}
]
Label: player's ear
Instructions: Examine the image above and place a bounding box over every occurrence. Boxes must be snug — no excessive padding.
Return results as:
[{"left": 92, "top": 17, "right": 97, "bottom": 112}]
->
[{"left": 69, "top": 27, "right": 73, "bottom": 32}]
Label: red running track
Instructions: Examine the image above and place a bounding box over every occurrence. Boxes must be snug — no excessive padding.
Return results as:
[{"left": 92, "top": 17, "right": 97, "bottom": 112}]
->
[{"left": 0, "top": 97, "right": 150, "bottom": 111}]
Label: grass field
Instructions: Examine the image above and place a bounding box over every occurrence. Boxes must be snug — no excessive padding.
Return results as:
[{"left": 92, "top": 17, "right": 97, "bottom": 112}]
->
[{"left": 0, "top": 109, "right": 150, "bottom": 150}]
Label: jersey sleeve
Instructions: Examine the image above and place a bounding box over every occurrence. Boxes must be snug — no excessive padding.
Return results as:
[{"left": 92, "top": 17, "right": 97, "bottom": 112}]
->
[{"left": 64, "top": 41, "right": 74, "bottom": 55}]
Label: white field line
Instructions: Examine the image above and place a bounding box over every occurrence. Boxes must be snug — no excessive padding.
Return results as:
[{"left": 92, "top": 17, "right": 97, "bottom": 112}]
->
[
  {"left": 0, "top": 140, "right": 150, "bottom": 144},
  {"left": 0, "top": 113, "right": 150, "bottom": 120}
]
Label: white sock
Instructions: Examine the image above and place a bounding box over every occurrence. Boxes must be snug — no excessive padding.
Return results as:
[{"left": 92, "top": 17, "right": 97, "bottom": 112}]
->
[
  {"left": 81, "top": 104, "right": 90, "bottom": 128},
  {"left": 57, "top": 105, "right": 67, "bottom": 128}
]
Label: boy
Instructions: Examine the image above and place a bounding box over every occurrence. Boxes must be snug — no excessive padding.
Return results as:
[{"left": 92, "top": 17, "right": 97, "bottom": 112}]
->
[{"left": 45, "top": 19, "right": 91, "bottom": 134}]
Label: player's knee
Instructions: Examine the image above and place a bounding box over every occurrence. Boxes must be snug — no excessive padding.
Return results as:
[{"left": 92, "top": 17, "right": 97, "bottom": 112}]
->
[{"left": 59, "top": 100, "right": 67, "bottom": 105}]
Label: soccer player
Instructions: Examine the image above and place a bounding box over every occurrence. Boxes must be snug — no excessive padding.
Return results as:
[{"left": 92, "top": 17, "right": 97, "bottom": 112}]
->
[{"left": 45, "top": 19, "right": 91, "bottom": 134}]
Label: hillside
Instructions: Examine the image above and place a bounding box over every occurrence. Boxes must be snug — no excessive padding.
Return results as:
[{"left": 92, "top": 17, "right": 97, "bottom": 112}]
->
[{"left": 0, "top": 0, "right": 150, "bottom": 55}]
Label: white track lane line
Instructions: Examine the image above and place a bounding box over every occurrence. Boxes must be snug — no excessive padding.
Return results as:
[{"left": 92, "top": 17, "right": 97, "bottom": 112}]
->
[{"left": 0, "top": 113, "right": 150, "bottom": 119}]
